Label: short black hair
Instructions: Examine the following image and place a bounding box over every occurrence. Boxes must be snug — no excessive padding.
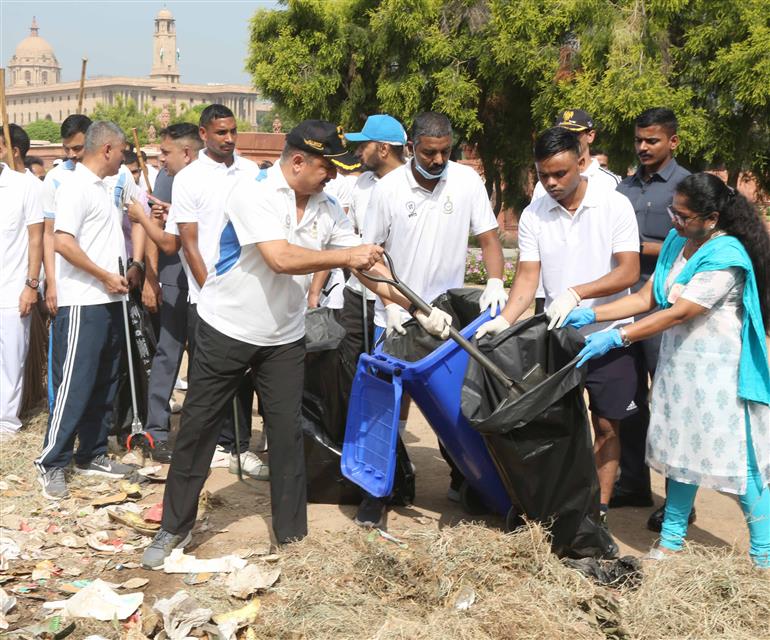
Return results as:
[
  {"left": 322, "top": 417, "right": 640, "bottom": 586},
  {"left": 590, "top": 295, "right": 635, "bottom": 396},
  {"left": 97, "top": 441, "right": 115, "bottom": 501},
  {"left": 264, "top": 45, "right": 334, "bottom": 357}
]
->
[
  {"left": 635, "top": 108, "right": 678, "bottom": 136},
  {"left": 533, "top": 127, "right": 581, "bottom": 162},
  {"left": 123, "top": 150, "right": 139, "bottom": 165},
  {"left": 411, "top": 112, "right": 452, "bottom": 144},
  {"left": 199, "top": 104, "right": 235, "bottom": 128},
  {"left": 590, "top": 148, "right": 607, "bottom": 157},
  {"left": 60, "top": 114, "right": 92, "bottom": 140},
  {"left": 24, "top": 155, "right": 44, "bottom": 169},
  {"left": 160, "top": 122, "right": 201, "bottom": 143},
  {"left": 8, "top": 124, "right": 30, "bottom": 158}
]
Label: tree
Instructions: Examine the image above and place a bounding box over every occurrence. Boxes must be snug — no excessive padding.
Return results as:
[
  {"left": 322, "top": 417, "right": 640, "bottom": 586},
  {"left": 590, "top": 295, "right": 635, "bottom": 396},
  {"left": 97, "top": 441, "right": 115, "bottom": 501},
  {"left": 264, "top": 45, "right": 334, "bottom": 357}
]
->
[
  {"left": 24, "top": 119, "right": 61, "bottom": 143},
  {"left": 246, "top": 0, "right": 768, "bottom": 207}
]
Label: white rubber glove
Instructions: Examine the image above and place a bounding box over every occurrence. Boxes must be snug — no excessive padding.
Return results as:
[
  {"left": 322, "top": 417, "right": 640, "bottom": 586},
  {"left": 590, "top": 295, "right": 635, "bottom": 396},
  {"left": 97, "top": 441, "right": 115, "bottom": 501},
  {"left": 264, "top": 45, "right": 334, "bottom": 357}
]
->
[
  {"left": 546, "top": 288, "right": 581, "bottom": 330},
  {"left": 479, "top": 278, "right": 507, "bottom": 317},
  {"left": 415, "top": 307, "right": 452, "bottom": 340},
  {"left": 385, "top": 303, "right": 407, "bottom": 336},
  {"left": 475, "top": 315, "right": 510, "bottom": 339}
]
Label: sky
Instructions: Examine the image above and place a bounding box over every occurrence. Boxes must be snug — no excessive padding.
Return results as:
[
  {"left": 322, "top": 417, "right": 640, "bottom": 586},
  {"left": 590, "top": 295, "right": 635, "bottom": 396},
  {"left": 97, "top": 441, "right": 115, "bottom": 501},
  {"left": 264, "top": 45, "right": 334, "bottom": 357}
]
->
[{"left": 1, "top": 0, "right": 282, "bottom": 86}]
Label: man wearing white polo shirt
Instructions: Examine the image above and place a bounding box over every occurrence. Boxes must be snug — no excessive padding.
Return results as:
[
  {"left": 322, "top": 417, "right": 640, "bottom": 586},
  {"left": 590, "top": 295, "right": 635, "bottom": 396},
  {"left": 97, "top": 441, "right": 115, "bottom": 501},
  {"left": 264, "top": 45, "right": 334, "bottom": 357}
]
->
[
  {"left": 34, "top": 121, "right": 137, "bottom": 499},
  {"left": 164, "top": 104, "right": 262, "bottom": 476},
  {"left": 337, "top": 114, "right": 408, "bottom": 369},
  {"left": 142, "top": 120, "right": 387, "bottom": 567},
  {"left": 0, "top": 157, "right": 43, "bottom": 437},
  {"left": 358, "top": 111, "right": 507, "bottom": 526},
  {"left": 476, "top": 127, "right": 640, "bottom": 539}
]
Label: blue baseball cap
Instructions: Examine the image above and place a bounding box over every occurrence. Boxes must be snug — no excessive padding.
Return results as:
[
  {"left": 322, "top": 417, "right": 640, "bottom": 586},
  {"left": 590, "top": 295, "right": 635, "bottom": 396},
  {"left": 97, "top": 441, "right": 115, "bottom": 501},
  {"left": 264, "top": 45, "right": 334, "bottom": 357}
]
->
[{"left": 344, "top": 114, "right": 407, "bottom": 145}]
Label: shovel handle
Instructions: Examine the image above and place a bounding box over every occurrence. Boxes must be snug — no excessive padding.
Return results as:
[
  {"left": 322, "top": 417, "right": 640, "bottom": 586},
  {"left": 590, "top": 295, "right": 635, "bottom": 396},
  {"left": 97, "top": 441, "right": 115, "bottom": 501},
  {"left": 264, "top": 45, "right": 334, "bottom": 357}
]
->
[{"left": 360, "top": 252, "right": 515, "bottom": 390}]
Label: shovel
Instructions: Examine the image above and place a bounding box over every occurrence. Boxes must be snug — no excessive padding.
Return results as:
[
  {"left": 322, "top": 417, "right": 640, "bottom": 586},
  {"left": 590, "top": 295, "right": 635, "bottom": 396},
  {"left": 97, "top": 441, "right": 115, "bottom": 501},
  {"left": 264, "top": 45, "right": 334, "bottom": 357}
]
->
[
  {"left": 357, "top": 251, "right": 541, "bottom": 394},
  {"left": 118, "top": 258, "right": 155, "bottom": 459}
]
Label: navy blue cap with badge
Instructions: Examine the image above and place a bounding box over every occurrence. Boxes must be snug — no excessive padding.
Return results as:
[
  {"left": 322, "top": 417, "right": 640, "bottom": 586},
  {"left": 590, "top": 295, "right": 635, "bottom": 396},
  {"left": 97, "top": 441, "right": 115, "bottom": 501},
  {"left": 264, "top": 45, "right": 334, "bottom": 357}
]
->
[
  {"left": 554, "top": 109, "right": 594, "bottom": 132},
  {"left": 286, "top": 120, "right": 361, "bottom": 171}
]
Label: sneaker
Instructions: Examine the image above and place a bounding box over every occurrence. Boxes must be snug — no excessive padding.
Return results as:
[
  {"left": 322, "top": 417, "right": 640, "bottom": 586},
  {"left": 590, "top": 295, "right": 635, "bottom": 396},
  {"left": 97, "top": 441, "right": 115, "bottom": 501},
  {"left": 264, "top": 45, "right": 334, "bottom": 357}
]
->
[
  {"left": 150, "top": 440, "right": 173, "bottom": 464},
  {"left": 354, "top": 496, "right": 386, "bottom": 528},
  {"left": 229, "top": 451, "right": 269, "bottom": 480},
  {"left": 74, "top": 454, "right": 134, "bottom": 478},
  {"left": 141, "top": 529, "right": 192, "bottom": 569},
  {"left": 210, "top": 445, "right": 229, "bottom": 468},
  {"left": 643, "top": 546, "right": 673, "bottom": 561},
  {"left": 169, "top": 398, "right": 182, "bottom": 414},
  {"left": 38, "top": 467, "right": 68, "bottom": 500},
  {"left": 647, "top": 504, "right": 696, "bottom": 533},
  {"left": 174, "top": 377, "right": 188, "bottom": 391}
]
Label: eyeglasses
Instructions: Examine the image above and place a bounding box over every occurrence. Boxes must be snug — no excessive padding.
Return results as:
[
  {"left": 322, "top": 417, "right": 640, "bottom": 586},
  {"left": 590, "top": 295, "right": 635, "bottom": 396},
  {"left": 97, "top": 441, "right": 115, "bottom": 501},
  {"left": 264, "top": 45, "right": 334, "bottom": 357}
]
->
[{"left": 667, "top": 206, "right": 702, "bottom": 227}]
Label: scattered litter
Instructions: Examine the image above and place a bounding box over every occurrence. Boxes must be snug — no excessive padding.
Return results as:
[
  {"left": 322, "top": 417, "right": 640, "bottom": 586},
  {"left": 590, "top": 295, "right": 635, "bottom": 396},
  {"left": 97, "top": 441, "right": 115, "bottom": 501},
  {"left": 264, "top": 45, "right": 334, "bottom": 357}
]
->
[
  {"left": 143, "top": 502, "right": 163, "bottom": 523},
  {"left": 153, "top": 590, "right": 212, "bottom": 640},
  {"left": 119, "top": 480, "right": 143, "bottom": 498},
  {"left": 32, "top": 559, "right": 60, "bottom": 581},
  {"left": 43, "top": 578, "right": 143, "bottom": 620},
  {"left": 4, "top": 615, "right": 76, "bottom": 639},
  {"left": 58, "top": 534, "right": 86, "bottom": 549},
  {"left": 59, "top": 580, "right": 93, "bottom": 594},
  {"left": 120, "top": 577, "right": 149, "bottom": 590},
  {"left": 226, "top": 564, "right": 280, "bottom": 598},
  {"left": 85, "top": 530, "right": 148, "bottom": 553},
  {"left": 262, "top": 554, "right": 280, "bottom": 563},
  {"left": 368, "top": 528, "right": 408, "bottom": 549},
  {"left": 108, "top": 507, "right": 160, "bottom": 536},
  {"left": 182, "top": 572, "right": 212, "bottom": 586},
  {"left": 453, "top": 585, "right": 476, "bottom": 611},
  {"left": 233, "top": 544, "right": 271, "bottom": 559},
  {"left": 0, "top": 534, "right": 20, "bottom": 570},
  {"left": 115, "top": 562, "right": 142, "bottom": 571},
  {"left": 122, "top": 451, "right": 145, "bottom": 466},
  {"left": 212, "top": 599, "right": 260, "bottom": 640},
  {"left": 162, "top": 549, "right": 247, "bottom": 574},
  {"left": 563, "top": 555, "right": 643, "bottom": 588},
  {"left": 137, "top": 465, "right": 167, "bottom": 482},
  {"left": 0, "top": 588, "right": 17, "bottom": 629},
  {"left": 91, "top": 492, "right": 128, "bottom": 507}
]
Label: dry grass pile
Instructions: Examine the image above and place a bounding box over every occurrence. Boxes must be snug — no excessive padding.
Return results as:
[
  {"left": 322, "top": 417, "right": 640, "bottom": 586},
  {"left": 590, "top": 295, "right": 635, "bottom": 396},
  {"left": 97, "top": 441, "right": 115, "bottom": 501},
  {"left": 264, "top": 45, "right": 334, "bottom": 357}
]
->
[{"left": 256, "top": 525, "right": 770, "bottom": 640}]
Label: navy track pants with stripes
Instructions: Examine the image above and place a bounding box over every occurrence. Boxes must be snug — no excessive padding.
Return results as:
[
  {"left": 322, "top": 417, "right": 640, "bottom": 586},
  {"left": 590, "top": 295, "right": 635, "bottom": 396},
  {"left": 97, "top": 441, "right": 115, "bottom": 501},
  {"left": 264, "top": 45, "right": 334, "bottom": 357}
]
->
[{"left": 36, "top": 302, "right": 123, "bottom": 473}]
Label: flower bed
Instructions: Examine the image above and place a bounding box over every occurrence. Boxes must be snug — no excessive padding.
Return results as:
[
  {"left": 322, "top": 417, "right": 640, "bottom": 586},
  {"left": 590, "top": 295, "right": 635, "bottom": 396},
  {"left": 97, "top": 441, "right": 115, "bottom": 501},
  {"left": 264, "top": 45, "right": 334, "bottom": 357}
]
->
[{"left": 466, "top": 249, "right": 517, "bottom": 288}]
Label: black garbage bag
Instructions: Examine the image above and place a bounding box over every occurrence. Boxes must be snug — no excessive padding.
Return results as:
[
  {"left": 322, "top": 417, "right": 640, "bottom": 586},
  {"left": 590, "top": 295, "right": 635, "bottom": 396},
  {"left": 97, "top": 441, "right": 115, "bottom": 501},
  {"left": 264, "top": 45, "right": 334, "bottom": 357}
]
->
[
  {"left": 563, "top": 556, "right": 643, "bottom": 589},
  {"left": 381, "top": 288, "right": 482, "bottom": 362},
  {"left": 461, "top": 314, "right": 616, "bottom": 559},
  {"left": 302, "top": 307, "right": 415, "bottom": 505}
]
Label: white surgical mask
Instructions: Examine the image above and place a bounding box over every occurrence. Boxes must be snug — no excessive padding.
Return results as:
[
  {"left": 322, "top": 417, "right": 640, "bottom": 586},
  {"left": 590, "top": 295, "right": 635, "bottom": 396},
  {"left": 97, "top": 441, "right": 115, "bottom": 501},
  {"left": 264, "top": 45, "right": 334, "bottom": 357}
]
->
[{"left": 412, "top": 157, "right": 447, "bottom": 181}]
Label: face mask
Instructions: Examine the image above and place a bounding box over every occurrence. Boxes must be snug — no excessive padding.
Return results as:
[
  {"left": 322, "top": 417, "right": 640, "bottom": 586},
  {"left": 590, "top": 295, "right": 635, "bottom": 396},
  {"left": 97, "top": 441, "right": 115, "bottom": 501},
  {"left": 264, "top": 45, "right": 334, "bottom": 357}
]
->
[{"left": 412, "top": 156, "right": 447, "bottom": 181}]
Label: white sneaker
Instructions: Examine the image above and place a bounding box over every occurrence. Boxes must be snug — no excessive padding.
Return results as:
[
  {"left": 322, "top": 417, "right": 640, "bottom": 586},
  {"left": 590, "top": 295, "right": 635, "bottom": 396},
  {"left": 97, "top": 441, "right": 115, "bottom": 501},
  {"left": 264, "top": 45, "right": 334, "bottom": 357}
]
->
[
  {"left": 229, "top": 451, "right": 269, "bottom": 480},
  {"left": 169, "top": 398, "right": 182, "bottom": 414},
  {"left": 210, "top": 445, "right": 229, "bottom": 468},
  {"left": 174, "top": 377, "right": 188, "bottom": 391}
]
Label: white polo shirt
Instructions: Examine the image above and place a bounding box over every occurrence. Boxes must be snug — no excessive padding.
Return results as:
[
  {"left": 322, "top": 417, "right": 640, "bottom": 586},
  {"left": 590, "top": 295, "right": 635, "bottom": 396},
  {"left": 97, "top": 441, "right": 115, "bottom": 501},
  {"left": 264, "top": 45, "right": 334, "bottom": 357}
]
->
[
  {"left": 532, "top": 157, "right": 620, "bottom": 200},
  {"left": 197, "top": 163, "right": 360, "bottom": 346},
  {"left": 345, "top": 170, "right": 380, "bottom": 301},
  {"left": 0, "top": 164, "right": 44, "bottom": 309},
  {"left": 364, "top": 160, "right": 499, "bottom": 327},
  {"left": 518, "top": 178, "right": 639, "bottom": 333},
  {"left": 41, "top": 159, "right": 77, "bottom": 219},
  {"left": 166, "top": 150, "right": 258, "bottom": 304},
  {"left": 53, "top": 163, "right": 127, "bottom": 307}
]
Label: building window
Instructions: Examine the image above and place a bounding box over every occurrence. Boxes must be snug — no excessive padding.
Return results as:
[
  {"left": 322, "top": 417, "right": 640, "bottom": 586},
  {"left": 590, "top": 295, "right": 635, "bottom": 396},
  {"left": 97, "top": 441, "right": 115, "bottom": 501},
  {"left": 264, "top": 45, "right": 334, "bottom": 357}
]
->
[
  {"left": 42, "top": 71, "right": 48, "bottom": 83},
  {"left": 25, "top": 70, "right": 31, "bottom": 84},
  {"left": 59, "top": 110, "right": 62, "bottom": 120}
]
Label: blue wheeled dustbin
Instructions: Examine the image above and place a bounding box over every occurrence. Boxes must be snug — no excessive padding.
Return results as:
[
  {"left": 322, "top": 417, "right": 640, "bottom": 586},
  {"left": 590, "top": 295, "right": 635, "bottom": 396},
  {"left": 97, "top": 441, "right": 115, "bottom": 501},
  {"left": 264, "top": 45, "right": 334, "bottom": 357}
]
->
[{"left": 341, "top": 288, "right": 512, "bottom": 516}]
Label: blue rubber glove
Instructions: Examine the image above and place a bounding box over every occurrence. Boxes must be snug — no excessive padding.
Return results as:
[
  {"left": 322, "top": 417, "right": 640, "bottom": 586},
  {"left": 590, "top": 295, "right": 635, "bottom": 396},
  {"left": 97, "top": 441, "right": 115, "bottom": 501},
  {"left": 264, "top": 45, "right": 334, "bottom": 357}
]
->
[
  {"left": 563, "top": 308, "right": 596, "bottom": 330},
  {"left": 576, "top": 329, "right": 623, "bottom": 368}
]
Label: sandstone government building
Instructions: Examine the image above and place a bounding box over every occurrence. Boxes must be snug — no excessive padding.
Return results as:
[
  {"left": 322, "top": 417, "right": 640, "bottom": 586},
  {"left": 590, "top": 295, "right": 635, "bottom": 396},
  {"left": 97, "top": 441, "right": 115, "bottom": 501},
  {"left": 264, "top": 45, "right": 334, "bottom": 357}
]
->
[{"left": 6, "top": 9, "right": 270, "bottom": 128}]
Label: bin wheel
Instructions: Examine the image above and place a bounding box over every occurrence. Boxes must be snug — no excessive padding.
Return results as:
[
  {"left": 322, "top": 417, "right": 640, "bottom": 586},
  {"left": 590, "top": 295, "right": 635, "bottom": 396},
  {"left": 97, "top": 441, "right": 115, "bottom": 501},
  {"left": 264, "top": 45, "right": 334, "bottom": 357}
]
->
[
  {"left": 459, "top": 481, "right": 488, "bottom": 516},
  {"left": 504, "top": 506, "right": 525, "bottom": 533}
]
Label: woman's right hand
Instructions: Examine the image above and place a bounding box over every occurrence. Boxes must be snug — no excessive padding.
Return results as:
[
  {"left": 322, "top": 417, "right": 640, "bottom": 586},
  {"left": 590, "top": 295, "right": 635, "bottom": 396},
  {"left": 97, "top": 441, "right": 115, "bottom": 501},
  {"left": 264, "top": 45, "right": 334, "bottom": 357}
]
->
[{"left": 563, "top": 308, "right": 596, "bottom": 330}]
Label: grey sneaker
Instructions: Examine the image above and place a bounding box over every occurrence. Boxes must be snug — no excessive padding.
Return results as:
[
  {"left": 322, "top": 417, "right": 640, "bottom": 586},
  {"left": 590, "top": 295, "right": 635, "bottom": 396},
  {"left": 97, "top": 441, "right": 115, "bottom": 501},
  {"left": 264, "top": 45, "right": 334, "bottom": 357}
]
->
[
  {"left": 229, "top": 451, "right": 269, "bottom": 480},
  {"left": 38, "top": 467, "right": 68, "bottom": 500},
  {"left": 74, "top": 453, "right": 134, "bottom": 478},
  {"left": 142, "top": 529, "right": 192, "bottom": 569}
]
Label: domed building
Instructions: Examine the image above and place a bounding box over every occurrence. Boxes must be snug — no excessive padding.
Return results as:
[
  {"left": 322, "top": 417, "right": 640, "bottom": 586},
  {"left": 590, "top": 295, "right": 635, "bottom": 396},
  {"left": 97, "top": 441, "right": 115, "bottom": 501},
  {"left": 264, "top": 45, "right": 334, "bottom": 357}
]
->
[
  {"left": 5, "top": 9, "right": 269, "bottom": 128},
  {"left": 8, "top": 17, "right": 61, "bottom": 87}
]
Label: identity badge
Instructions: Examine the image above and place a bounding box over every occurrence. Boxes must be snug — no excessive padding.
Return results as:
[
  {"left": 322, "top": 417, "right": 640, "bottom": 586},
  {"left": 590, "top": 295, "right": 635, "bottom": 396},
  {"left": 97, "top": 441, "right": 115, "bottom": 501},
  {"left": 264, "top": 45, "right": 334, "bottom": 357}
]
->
[
  {"left": 406, "top": 201, "right": 417, "bottom": 218},
  {"left": 443, "top": 195, "right": 453, "bottom": 214}
]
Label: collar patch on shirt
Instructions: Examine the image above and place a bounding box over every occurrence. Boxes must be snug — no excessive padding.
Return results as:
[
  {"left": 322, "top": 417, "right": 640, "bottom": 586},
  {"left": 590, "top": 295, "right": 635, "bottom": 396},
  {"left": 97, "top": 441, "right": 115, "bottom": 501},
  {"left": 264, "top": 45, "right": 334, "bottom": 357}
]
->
[
  {"left": 406, "top": 201, "right": 417, "bottom": 217},
  {"left": 284, "top": 213, "right": 291, "bottom": 229},
  {"left": 310, "top": 220, "right": 318, "bottom": 239},
  {"left": 443, "top": 195, "right": 453, "bottom": 214}
]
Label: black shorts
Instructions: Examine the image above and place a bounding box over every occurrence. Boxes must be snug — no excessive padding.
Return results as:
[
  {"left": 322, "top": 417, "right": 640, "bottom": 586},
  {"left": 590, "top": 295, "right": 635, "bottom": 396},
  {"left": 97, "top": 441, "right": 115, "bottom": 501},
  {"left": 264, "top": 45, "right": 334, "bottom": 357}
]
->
[{"left": 585, "top": 346, "right": 639, "bottom": 421}]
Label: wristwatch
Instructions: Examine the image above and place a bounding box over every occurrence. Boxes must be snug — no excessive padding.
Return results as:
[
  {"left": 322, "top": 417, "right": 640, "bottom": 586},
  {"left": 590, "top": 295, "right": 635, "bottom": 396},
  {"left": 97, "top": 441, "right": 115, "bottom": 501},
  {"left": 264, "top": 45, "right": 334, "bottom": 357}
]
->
[
  {"left": 619, "top": 326, "right": 632, "bottom": 347},
  {"left": 25, "top": 278, "right": 40, "bottom": 290}
]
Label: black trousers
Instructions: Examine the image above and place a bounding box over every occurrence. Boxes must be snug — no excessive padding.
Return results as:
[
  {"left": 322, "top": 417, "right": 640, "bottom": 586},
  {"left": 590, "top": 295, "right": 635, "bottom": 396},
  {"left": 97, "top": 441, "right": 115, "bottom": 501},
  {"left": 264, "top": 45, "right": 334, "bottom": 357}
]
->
[
  {"left": 338, "top": 286, "right": 374, "bottom": 377},
  {"left": 187, "top": 304, "right": 252, "bottom": 453},
  {"left": 162, "top": 319, "right": 307, "bottom": 544}
]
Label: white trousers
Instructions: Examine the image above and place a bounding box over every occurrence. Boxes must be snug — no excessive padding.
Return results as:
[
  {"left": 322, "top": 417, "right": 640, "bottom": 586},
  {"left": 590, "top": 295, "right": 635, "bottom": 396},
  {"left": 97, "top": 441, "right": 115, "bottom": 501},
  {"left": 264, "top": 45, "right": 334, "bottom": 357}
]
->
[{"left": 0, "top": 308, "right": 30, "bottom": 433}]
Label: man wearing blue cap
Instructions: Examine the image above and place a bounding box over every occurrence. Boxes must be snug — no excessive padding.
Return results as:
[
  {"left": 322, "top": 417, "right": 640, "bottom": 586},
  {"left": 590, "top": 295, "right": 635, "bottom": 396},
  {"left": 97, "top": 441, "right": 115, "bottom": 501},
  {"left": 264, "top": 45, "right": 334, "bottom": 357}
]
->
[{"left": 338, "top": 114, "right": 409, "bottom": 363}]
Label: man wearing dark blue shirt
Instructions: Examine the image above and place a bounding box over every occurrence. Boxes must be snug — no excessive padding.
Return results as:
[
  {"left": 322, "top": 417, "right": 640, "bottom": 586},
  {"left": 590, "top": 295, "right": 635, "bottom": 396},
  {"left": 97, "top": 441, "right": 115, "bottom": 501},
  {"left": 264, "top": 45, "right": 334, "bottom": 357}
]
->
[{"left": 614, "top": 108, "right": 691, "bottom": 530}]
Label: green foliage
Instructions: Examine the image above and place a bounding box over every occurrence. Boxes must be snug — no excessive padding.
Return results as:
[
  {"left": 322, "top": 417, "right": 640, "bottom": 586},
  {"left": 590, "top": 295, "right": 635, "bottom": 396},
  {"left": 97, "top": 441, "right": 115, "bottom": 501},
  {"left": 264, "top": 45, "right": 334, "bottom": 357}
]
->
[
  {"left": 24, "top": 119, "right": 61, "bottom": 143},
  {"left": 246, "top": 0, "right": 770, "bottom": 205},
  {"left": 465, "top": 248, "right": 516, "bottom": 287}
]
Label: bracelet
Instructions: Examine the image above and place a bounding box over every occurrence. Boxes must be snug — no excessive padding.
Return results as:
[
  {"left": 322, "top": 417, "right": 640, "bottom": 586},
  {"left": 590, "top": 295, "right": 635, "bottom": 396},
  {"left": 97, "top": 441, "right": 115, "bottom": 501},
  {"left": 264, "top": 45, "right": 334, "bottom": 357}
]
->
[
  {"left": 408, "top": 303, "right": 418, "bottom": 316},
  {"left": 128, "top": 259, "right": 146, "bottom": 274},
  {"left": 619, "top": 326, "right": 632, "bottom": 347},
  {"left": 568, "top": 287, "right": 582, "bottom": 303}
]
